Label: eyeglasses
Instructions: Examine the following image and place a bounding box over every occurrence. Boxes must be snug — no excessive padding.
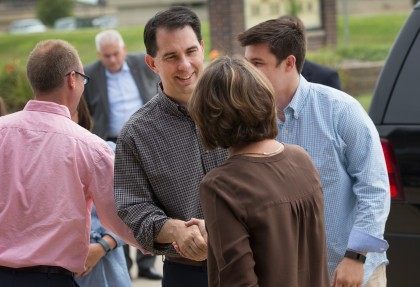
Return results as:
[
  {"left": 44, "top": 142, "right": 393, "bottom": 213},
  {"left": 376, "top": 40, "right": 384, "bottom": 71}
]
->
[{"left": 66, "top": 71, "right": 90, "bottom": 85}]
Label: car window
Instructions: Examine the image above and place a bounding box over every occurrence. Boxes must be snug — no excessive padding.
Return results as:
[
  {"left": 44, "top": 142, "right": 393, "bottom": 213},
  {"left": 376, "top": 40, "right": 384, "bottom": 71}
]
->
[{"left": 384, "top": 30, "right": 420, "bottom": 124}]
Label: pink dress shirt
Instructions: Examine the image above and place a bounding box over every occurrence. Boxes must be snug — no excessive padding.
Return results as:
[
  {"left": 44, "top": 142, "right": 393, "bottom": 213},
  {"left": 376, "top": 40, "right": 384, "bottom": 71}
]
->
[{"left": 0, "top": 100, "right": 144, "bottom": 273}]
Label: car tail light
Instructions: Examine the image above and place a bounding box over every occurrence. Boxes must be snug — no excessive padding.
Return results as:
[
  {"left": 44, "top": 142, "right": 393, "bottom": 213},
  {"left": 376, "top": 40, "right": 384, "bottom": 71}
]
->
[{"left": 381, "top": 138, "right": 403, "bottom": 200}]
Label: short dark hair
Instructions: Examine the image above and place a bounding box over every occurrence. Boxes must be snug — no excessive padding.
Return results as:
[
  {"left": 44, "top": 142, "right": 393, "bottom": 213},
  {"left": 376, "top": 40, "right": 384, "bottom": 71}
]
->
[
  {"left": 27, "top": 40, "right": 81, "bottom": 93},
  {"left": 144, "top": 6, "right": 202, "bottom": 57},
  {"left": 237, "top": 17, "right": 306, "bottom": 73},
  {"left": 188, "top": 56, "right": 278, "bottom": 150}
]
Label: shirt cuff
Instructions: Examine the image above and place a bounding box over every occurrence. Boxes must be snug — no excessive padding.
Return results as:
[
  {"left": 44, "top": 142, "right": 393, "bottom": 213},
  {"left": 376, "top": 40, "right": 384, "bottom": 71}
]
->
[
  {"left": 103, "top": 232, "right": 125, "bottom": 247},
  {"left": 347, "top": 228, "right": 389, "bottom": 253}
]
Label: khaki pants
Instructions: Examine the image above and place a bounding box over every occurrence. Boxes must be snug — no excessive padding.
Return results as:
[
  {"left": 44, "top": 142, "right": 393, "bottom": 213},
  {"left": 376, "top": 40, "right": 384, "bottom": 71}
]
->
[{"left": 365, "top": 264, "right": 387, "bottom": 287}]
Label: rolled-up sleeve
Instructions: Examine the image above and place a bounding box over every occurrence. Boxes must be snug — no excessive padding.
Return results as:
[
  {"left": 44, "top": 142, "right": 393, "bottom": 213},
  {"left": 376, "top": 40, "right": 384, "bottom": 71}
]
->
[
  {"left": 337, "top": 102, "right": 390, "bottom": 252},
  {"left": 114, "top": 129, "right": 173, "bottom": 254}
]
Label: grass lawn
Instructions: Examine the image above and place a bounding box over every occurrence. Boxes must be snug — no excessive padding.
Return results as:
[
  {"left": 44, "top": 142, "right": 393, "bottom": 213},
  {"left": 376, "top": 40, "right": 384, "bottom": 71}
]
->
[
  {"left": 307, "top": 13, "right": 409, "bottom": 66},
  {"left": 0, "top": 23, "right": 211, "bottom": 69}
]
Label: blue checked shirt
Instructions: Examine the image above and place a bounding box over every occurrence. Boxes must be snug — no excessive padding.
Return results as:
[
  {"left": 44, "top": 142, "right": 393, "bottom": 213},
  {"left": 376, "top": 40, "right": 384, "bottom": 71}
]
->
[{"left": 277, "top": 76, "right": 390, "bottom": 284}]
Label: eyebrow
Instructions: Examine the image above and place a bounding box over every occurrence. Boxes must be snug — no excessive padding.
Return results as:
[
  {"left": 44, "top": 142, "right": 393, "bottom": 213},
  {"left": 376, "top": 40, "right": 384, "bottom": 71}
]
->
[
  {"left": 248, "top": 57, "right": 264, "bottom": 62},
  {"left": 161, "top": 45, "right": 199, "bottom": 59}
]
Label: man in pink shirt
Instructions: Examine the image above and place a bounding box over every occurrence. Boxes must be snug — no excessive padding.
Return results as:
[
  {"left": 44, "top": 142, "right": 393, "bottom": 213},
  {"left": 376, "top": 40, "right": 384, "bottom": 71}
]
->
[{"left": 0, "top": 40, "right": 143, "bottom": 287}]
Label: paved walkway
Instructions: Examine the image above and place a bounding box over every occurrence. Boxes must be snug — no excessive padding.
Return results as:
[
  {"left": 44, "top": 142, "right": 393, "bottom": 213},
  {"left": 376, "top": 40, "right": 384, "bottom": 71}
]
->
[{"left": 131, "top": 255, "right": 163, "bottom": 287}]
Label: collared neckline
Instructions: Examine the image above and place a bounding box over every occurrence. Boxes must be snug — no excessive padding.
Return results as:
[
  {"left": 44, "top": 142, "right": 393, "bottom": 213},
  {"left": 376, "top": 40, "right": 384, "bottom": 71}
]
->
[
  {"left": 286, "top": 75, "right": 310, "bottom": 120},
  {"left": 105, "top": 61, "right": 129, "bottom": 77},
  {"left": 24, "top": 100, "right": 71, "bottom": 119},
  {"left": 156, "top": 84, "right": 190, "bottom": 118}
]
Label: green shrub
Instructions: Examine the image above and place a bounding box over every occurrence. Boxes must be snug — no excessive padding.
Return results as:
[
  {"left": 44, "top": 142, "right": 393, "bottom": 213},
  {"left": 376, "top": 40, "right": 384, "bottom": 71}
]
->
[
  {"left": 36, "top": 0, "right": 74, "bottom": 27},
  {"left": 0, "top": 61, "right": 32, "bottom": 113}
]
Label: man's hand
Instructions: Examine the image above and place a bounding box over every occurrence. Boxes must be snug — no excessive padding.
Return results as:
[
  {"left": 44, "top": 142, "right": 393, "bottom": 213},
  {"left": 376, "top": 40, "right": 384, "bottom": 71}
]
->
[
  {"left": 78, "top": 243, "right": 105, "bottom": 277},
  {"left": 173, "top": 218, "right": 208, "bottom": 261},
  {"left": 185, "top": 218, "right": 207, "bottom": 243},
  {"left": 332, "top": 257, "right": 364, "bottom": 287},
  {"left": 157, "top": 219, "right": 207, "bottom": 261}
]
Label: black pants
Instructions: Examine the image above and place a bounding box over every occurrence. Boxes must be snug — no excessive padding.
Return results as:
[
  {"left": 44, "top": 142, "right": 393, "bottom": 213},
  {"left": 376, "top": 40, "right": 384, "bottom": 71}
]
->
[
  {"left": 0, "top": 268, "right": 78, "bottom": 287},
  {"left": 162, "top": 260, "right": 207, "bottom": 287}
]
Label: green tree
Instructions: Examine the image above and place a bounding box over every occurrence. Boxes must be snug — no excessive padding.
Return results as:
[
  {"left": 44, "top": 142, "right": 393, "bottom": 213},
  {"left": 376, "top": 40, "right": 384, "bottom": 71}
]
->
[
  {"left": 36, "top": 0, "right": 74, "bottom": 27},
  {"left": 288, "top": 0, "right": 302, "bottom": 17}
]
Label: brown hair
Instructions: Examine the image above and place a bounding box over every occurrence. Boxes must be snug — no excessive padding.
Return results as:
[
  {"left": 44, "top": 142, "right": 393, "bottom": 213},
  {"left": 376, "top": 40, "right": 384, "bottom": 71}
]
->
[
  {"left": 0, "top": 97, "right": 7, "bottom": 116},
  {"left": 76, "top": 96, "right": 93, "bottom": 131},
  {"left": 188, "top": 56, "right": 278, "bottom": 149},
  {"left": 237, "top": 17, "right": 306, "bottom": 73},
  {"left": 27, "top": 40, "right": 81, "bottom": 93}
]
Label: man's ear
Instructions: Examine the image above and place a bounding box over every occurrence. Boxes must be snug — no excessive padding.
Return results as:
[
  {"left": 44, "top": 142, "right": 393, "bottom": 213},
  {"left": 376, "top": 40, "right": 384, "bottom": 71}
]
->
[
  {"left": 66, "top": 71, "right": 76, "bottom": 89},
  {"left": 145, "top": 54, "right": 159, "bottom": 74},
  {"left": 284, "top": 55, "right": 297, "bottom": 72}
]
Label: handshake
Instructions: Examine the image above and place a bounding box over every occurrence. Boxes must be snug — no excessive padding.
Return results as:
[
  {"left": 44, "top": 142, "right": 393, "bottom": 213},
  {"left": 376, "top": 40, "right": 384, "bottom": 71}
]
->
[{"left": 170, "top": 218, "right": 208, "bottom": 262}]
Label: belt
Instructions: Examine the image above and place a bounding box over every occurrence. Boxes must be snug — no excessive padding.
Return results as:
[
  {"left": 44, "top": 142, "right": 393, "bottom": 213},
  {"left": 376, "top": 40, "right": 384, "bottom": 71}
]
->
[
  {"left": 165, "top": 256, "right": 207, "bottom": 267},
  {"left": 0, "top": 265, "right": 73, "bottom": 277}
]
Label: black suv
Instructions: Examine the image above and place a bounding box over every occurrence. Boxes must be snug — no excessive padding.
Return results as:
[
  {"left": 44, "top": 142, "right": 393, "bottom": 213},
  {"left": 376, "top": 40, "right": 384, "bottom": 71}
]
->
[{"left": 369, "top": 3, "right": 420, "bottom": 286}]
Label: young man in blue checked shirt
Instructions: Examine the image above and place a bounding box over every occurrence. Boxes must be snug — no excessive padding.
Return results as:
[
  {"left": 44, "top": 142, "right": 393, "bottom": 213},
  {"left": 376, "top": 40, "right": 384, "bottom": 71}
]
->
[{"left": 238, "top": 17, "right": 390, "bottom": 287}]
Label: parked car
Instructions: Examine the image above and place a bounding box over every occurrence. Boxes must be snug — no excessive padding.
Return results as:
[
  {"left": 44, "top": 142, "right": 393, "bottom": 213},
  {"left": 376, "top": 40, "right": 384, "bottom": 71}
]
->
[
  {"left": 54, "top": 17, "right": 77, "bottom": 30},
  {"left": 92, "top": 15, "right": 118, "bottom": 29},
  {"left": 369, "top": 3, "right": 420, "bottom": 286},
  {"left": 54, "top": 15, "right": 117, "bottom": 31},
  {"left": 8, "top": 18, "right": 47, "bottom": 34}
]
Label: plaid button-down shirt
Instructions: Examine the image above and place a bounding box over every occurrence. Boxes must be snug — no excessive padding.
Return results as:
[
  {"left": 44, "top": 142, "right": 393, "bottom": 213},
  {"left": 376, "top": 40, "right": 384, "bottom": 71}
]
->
[{"left": 114, "top": 86, "right": 228, "bottom": 255}]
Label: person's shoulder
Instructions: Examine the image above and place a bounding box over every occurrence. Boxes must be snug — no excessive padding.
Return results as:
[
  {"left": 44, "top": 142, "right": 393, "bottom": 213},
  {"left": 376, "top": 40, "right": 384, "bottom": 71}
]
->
[
  {"left": 126, "top": 53, "right": 148, "bottom": 67},
  {"left": 71, "top": 123, "right": 112, "bottom": 150},
  {"left": 283, "top": 143, "right": 313, "bottom": 162},
  {"left": 200, "top": 165, "right": 231, "bottom": 194},
  {"left": 127, "top": 53, "right": 146, "bottom": 60},
  {"left": 309, "top": 81, "right": 357, "bottom": 106},
  {"left": 203, "top": 158, "right": 240, "bottom": 184},
  {"left": 126, "top": 53, "right": 157, "bottom": 77},
  {"left": 84, "top": 60, "right": 103, "bottom": 75}
]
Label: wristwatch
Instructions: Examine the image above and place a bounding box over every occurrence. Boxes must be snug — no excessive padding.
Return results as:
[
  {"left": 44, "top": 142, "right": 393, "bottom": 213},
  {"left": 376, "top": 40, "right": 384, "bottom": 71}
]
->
[
  {"left": 344, "top": 250, "right": 366, "bottom": 264},
  {"left": 97, "top": 238, "right": 112, "bottom": 254}
]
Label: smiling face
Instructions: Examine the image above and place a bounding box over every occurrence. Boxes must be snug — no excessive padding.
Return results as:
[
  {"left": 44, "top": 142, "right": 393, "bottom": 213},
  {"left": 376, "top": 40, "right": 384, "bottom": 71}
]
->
[{"left": 145, "top": 26, "right": 204, "bottom": 105}]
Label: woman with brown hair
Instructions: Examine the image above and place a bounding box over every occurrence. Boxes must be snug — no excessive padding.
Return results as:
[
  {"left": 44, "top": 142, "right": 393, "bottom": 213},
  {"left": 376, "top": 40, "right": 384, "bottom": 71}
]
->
[{"left": 188, "top": 56, "right": 329, "bottom": 287}]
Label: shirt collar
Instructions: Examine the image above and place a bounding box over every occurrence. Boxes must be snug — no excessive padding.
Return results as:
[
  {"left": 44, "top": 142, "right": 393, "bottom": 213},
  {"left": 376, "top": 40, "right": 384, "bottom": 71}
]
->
[
  {"left": 156, "top": 84, "right": 190, "bottom": 118},
  {"left": 24, "top": 100, "right": 71, "bottom": 119},
  {"left": 286, "top": 75, "right": 310, "bottom": 119},
  {"left": 105, "top": 61, "right": 129, "bottom": 77}
]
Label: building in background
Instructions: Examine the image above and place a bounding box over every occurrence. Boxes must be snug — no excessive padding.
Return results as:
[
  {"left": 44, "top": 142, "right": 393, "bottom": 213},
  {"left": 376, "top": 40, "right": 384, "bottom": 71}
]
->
[{"left": 208, "top": 0, "right": 337, "bottom": 55}]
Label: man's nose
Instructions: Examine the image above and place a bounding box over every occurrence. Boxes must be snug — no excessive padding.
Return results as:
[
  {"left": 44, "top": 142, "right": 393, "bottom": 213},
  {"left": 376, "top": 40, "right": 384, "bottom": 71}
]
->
[{"left": 178, "top": 55, "right": 192, "bottom": 71}]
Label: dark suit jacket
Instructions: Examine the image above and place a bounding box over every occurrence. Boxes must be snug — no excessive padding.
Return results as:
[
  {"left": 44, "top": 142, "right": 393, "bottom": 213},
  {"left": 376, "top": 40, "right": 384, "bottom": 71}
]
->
[
  {"left": 301, "top": 60, "right": 341, "bottom": 90},
  {"left": 84, "top": 53, "right": 159, "bottom": 139}
]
